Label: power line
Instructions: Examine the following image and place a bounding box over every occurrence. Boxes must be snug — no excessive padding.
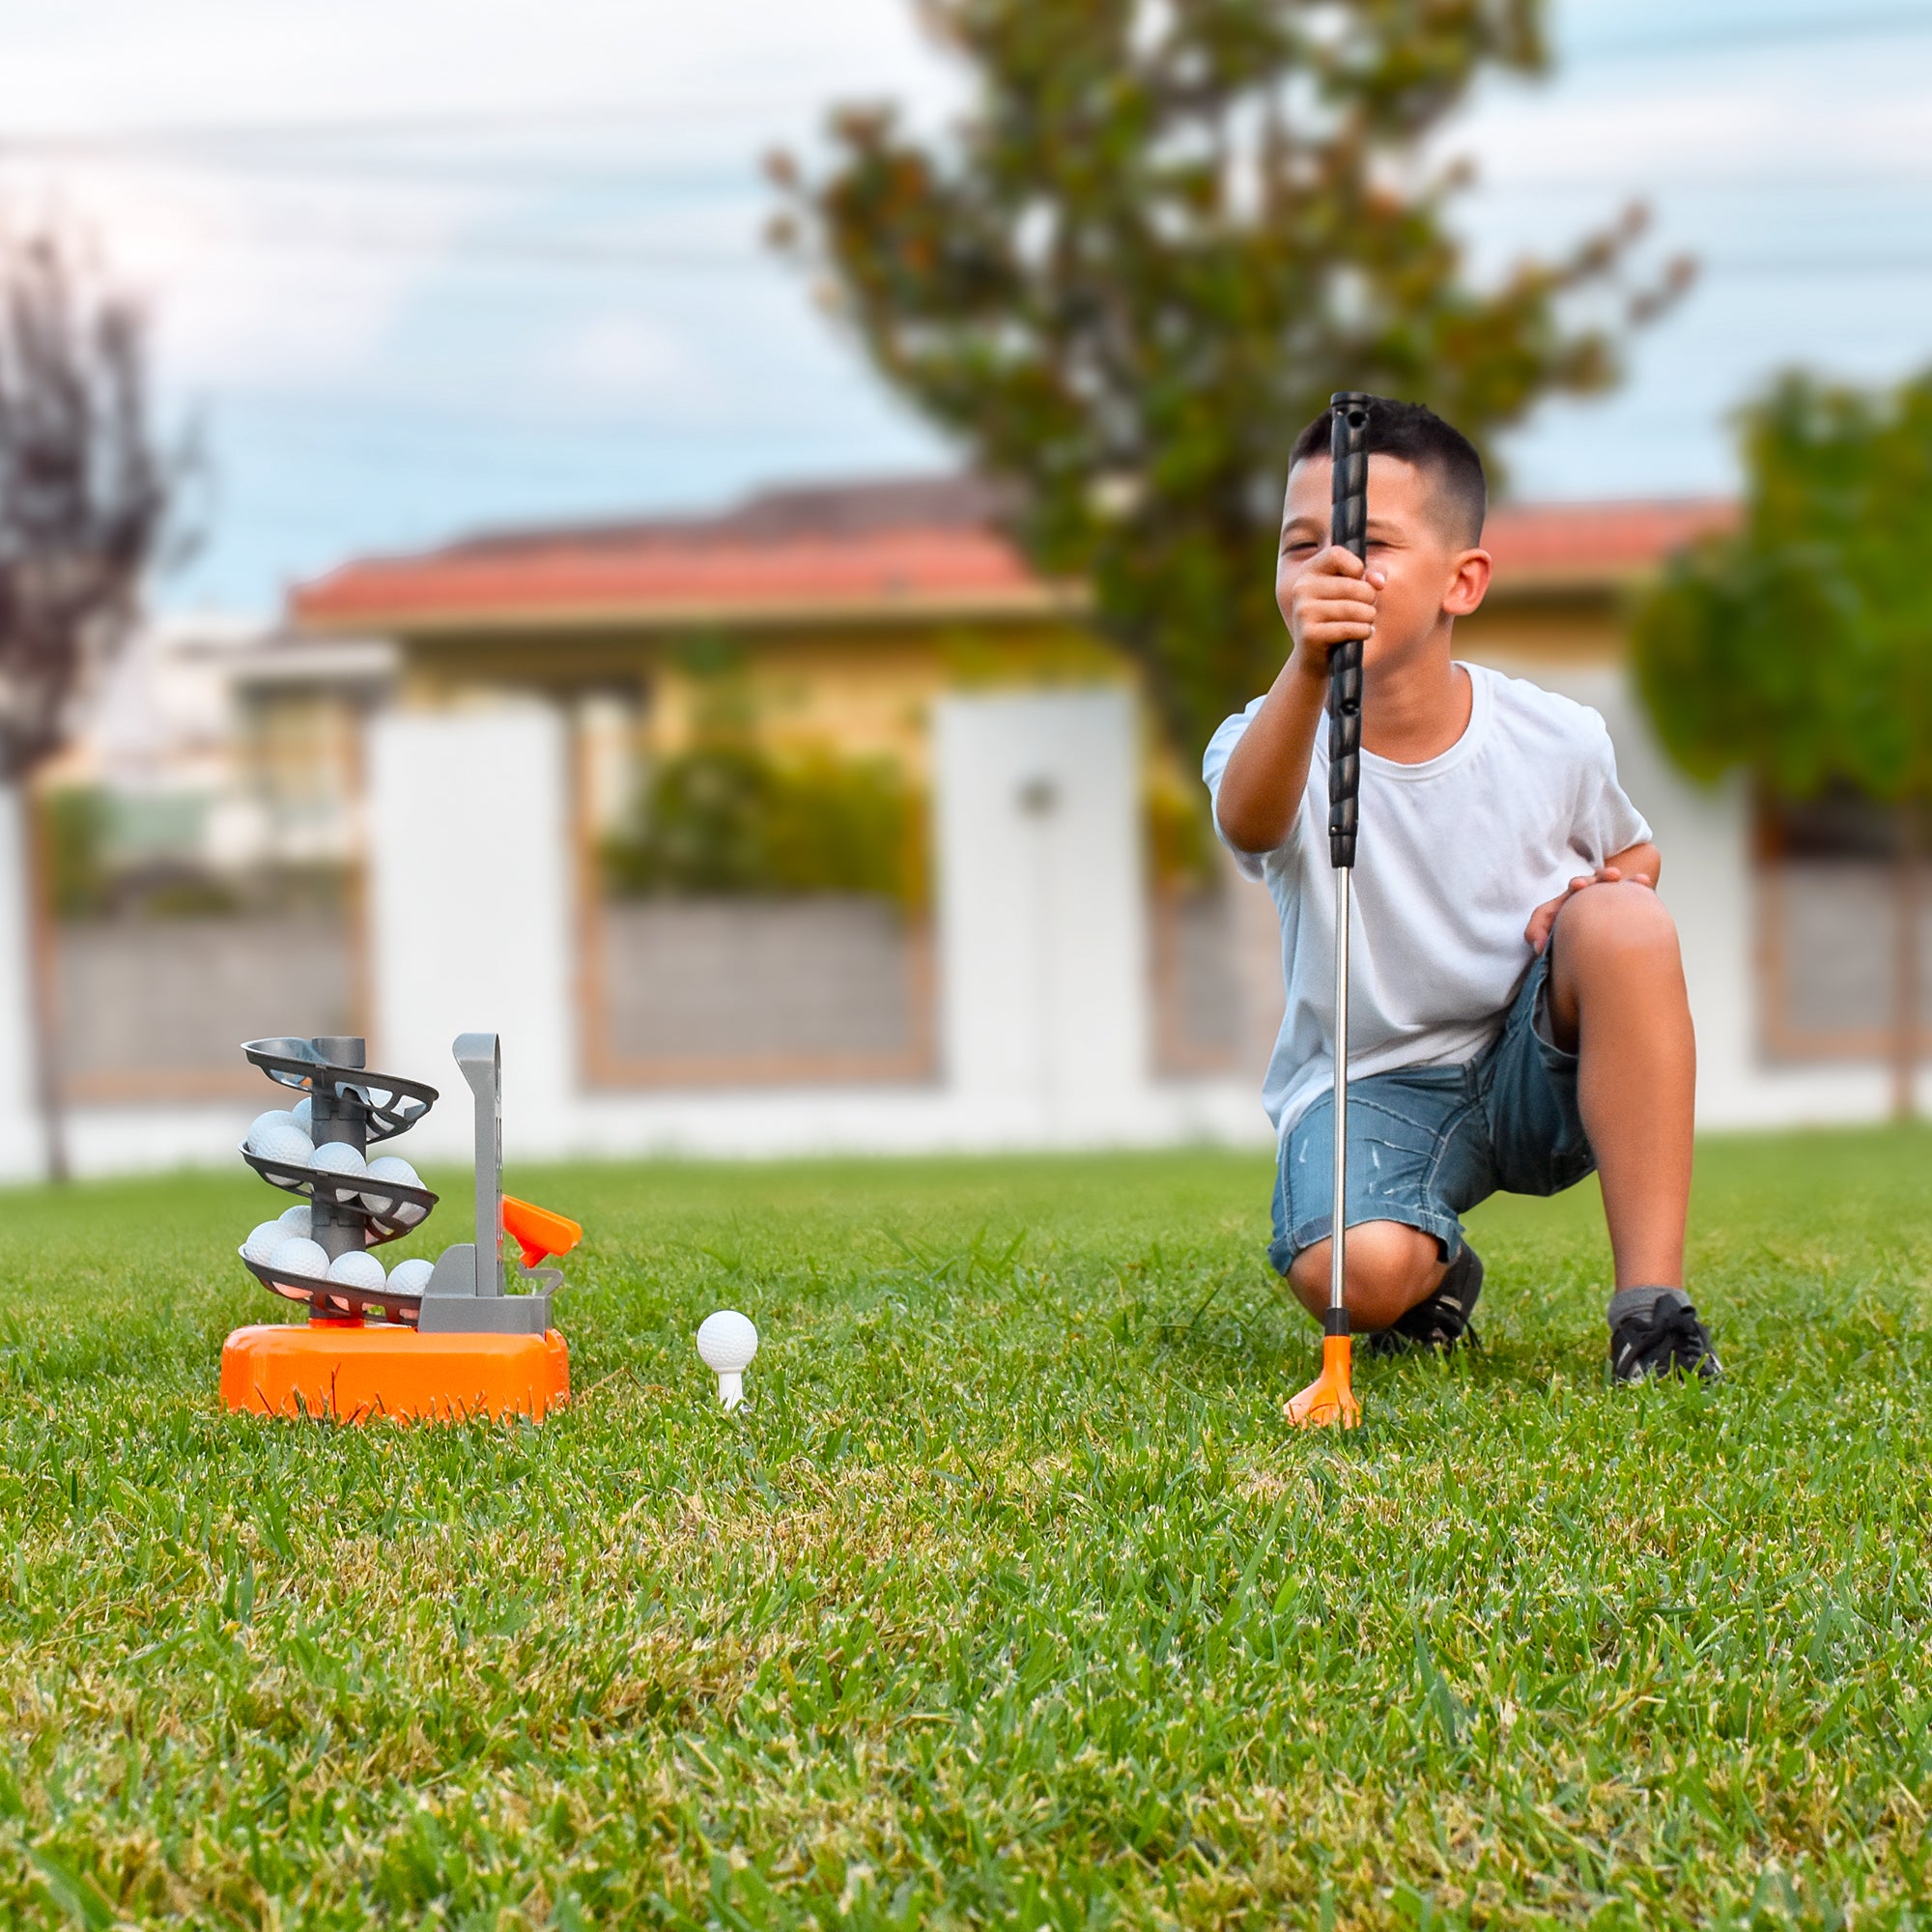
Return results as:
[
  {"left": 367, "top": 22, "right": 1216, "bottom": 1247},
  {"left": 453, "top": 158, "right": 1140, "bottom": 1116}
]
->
[
  {"left": 1569, "top": 7, "right": 1932, "bottom": 60},
  {"left": 0, "top": 148, "right": 766, "bottom": 196},
  {"left": 209, "top": 394, "right": 883, "bottom": 456},
  {"left": 0, "top": 93, "right": 840, "bottom": 156},
  {"left": 1706, "top": 253, "right": 1932, "bottom": 275},
  {"left": 6, "top": 133, "right": 1932, "bottom": 203},
  {"left": 1473, "top": 169, "right": 1932, "bottom": 194},
  {"left": 126, "top": 220, "right": 1932, "bottom": 282}
]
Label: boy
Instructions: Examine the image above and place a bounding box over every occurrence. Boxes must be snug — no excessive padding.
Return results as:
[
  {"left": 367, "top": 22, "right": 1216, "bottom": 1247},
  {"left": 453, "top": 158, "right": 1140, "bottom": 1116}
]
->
[{"left": 1204, "top": 398, "right": 1719, "bottom": 1383}]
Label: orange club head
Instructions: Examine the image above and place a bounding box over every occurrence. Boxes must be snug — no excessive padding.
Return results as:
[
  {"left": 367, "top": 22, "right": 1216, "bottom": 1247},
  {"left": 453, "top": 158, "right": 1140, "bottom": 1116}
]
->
[
  {"left": 1285, "top": 1333, "right": 1362, "bottom": 1430},
  {"left": 502, "top": 1194, "right": 582, "bottom": 1271}
]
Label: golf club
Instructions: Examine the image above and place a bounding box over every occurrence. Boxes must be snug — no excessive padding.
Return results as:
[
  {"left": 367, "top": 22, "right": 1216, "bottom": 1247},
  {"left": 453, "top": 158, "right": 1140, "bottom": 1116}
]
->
[{"left": 1286, "top": 389, "right": 1372, "bottom": 1430}]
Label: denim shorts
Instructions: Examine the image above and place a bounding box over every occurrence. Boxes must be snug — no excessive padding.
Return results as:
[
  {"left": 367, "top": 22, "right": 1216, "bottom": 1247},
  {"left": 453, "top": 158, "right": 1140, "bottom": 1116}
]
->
[{"left": 1268, "top": 942, "right": 1595, "bottom": 1273}]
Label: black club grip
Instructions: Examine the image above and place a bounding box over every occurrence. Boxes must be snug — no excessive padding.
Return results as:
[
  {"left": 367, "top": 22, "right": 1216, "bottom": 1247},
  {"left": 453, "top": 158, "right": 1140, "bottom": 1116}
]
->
[{"left": 1327, "top": 391, "right": 1372, "bottom": 869}]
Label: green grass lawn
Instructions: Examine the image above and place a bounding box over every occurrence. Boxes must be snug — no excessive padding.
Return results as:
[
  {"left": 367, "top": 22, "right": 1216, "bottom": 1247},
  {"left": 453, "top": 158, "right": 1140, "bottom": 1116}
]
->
[{"left": 3, "top": 1129, "right": 1931, "bottom": 1929}]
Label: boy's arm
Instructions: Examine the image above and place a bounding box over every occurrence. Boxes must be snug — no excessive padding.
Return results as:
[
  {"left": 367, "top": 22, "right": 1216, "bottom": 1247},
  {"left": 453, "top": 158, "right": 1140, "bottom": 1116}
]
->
[
  {"left": 1608, "top": 840, "right": 1661, "bottom": 888},
  {"left": 1215, "top": 545, "right": 1381, "bottom": 853},
  {"left": 1524, "top": 841, "right": 1662, "bottom": 956}
]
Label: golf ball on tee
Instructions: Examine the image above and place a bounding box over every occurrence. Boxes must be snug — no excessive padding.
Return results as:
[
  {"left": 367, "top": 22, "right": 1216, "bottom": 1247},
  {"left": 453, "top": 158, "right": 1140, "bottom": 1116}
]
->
[
  {"left": 696, "top": 1309, "right": 758, "bottom": 1408},
  {"left": 249, "top": 1122, "right": 313, "bottom": 1167},
  {"left": 386, "top": 1257, "right": 434, "bottom": 1295},
  {"left": 267, "top": 1236, "right": 328, "bottom": 1280},
  {"left": 242, "top": 1221, "right": 286, "bottom": 1264},
  {"left": 276, "top": 1203, "right": 311, "bottom": 1236},
  {"left": 326, "top": 1249, "right": 386, "bottom": 1291},
  {"left": 310, "top": 1141, "right": 366, "bottom": 1176}
]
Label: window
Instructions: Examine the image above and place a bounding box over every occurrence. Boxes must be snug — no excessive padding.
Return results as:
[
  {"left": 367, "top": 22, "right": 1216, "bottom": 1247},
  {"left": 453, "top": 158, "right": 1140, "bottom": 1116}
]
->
[{"left": 1756, "top": 786, "right": 1931, "bottom": 1062}]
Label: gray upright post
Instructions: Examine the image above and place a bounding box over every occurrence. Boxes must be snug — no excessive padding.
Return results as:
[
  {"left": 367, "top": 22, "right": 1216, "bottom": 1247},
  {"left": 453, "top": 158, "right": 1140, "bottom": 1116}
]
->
[
  {"left": 454, "top": 1033, "right": 503, "bottom": 1299},
  {"left": 417, "top": 1031, "right": 550, "bottom": 1335}
]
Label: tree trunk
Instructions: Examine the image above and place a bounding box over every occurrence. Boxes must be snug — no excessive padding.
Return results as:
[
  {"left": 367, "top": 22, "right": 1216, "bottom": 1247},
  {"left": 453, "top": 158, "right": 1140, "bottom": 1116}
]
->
[
  {"left": 1893, "top": 797, "right": 1919, "bottom": 1122},
  {"left": 21, "top": 781, "right": 70, "bottom": 1180}
]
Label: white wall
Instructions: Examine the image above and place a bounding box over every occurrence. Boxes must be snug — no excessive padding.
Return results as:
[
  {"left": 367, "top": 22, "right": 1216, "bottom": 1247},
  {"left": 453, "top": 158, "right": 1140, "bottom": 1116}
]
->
[
  {"left": 366, "top": 702, "right": 577, "bottom": 1164},
  {"left": 0, "top": 784, "right": 43, "bottom": 1181},
  {"left": 1520, "top": 662, "right": 1898, "bottom": 1128},
  {"left": 26, "top": 668, "right": 1913, "bottom": 1184},
  {"left": 933, "top": 688, "right": 1151, "bottom": 1140}
]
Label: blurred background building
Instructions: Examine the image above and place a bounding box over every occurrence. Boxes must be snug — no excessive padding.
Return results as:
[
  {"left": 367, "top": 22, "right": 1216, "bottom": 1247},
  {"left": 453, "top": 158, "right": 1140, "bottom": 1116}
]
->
[{"left": 2, "top": 0, "right": 1929, "bottom": 1178}]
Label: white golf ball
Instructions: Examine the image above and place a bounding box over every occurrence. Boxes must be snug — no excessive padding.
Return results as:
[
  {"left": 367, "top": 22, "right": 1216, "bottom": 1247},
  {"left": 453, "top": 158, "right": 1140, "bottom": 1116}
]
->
[
  {"left": 248, "top": 1108, "right": 298, "bottom": 1147},
  {"left": 248, "top": 1122, "right": 313, "bottom": 1168},
  {"left": 292, "top": 1095, "right": 313, "bottom": 1134},
  {"left": 310, "top": 1141, "right": 366, "bottom": 1176},
  {"left": 267, "top": 1236, "right": 328, "bottom": 1280},
  {"left": 696, "top": 1310, "right": 758, "bottom": 1410},
  {"left": 242, "top": 1220, "right": 286, "bottom": 1264},
  {"left": 276, "top": 1203, "right": 312, "bottom": 1236},
  {"left": 326, "top": 1249, "right": 386, "bottom": 1291},
  {"left": 696, "top": 1309, "right": 759, "bottom": 1373},
  {"left": 361, "top": 1154, "right": 421, "bottom": 1210},
  {"left": 386, "top": 1257, "right": 435, "bottom": 1295}
]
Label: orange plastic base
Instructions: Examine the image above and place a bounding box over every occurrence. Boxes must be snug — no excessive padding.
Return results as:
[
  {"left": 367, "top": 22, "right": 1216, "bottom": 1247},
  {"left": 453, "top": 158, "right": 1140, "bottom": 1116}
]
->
[
  {"left": 220, "top": 1323, "right": 569, "bottom": 1424},
  {"left": 1285, "top": 1334, "right": 1362, "bottom": 1430}
]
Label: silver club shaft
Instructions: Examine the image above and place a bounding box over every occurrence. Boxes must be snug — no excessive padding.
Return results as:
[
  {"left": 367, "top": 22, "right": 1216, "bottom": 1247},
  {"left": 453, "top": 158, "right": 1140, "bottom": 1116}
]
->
[{"left": 1330, "top": 866, "right": 1350, "bottom": 1317}]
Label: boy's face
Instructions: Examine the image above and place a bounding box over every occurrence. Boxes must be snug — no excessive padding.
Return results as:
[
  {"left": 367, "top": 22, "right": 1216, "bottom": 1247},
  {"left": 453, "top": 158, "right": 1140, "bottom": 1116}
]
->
[{"left": 1276, "top": 453, "right": 1491, "bottom": 668}]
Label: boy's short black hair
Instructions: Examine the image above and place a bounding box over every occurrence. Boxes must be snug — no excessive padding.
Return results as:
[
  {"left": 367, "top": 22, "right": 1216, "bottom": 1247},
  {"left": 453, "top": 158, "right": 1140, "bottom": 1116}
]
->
[{"left": 1287, "top": 397, "right": 1486, "bottom": 545}]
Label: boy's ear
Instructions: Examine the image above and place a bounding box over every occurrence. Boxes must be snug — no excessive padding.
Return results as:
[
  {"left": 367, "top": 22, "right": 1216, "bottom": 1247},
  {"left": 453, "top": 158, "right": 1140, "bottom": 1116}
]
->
[{"left": 1442, "top": 548, "right": 1492, "bottom": 617}]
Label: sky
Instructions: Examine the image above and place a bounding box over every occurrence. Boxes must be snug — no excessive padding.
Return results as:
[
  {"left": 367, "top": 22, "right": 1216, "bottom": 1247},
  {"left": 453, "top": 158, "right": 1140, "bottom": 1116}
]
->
[{"left": 2, "top": 0, "right": 1930, "bottom": 618}]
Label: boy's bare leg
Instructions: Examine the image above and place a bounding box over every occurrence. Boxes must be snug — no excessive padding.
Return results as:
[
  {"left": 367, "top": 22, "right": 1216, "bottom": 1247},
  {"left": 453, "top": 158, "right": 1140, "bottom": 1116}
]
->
[
  {"left": 1543, "top": 881, "right": 1694, "bottom": 1290},
  {"left": 1282, "top": 880, "right": 1690, "bottom": 1329},
  {"left": 1287, "top": 1221, "right": 1445, "bottom": 1330}
]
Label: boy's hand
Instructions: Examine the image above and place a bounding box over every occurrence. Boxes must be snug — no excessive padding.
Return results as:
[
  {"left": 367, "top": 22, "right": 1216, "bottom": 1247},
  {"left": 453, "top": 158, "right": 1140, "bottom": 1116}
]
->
[
  {"left": 1280, "top": 544, "right": 1386, "bottom": 679},
  {"left": 1524, "top": 867, "right": 1648, "bottom": 956}
]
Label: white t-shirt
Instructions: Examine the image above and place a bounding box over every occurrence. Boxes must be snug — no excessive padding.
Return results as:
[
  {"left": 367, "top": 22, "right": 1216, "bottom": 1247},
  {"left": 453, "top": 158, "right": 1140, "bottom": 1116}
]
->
[{"left": 1202, "top": 663, "right": 1653, "bottom": 1137}]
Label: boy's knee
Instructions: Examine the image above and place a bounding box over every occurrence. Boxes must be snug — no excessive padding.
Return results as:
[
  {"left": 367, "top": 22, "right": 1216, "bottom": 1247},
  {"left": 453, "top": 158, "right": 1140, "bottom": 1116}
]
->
[
  {"left": 1555, "top": 880, "right": 1679, "bottom": 967},
  {"left": 1288, "top": 1220, "right": 1442, "bottom": 1329}
]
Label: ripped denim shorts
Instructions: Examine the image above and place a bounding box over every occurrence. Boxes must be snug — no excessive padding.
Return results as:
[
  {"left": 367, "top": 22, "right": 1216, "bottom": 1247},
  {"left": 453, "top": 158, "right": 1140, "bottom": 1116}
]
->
[{"left": 1268, "top": 943, "right": 1596, "bottom": 1273}]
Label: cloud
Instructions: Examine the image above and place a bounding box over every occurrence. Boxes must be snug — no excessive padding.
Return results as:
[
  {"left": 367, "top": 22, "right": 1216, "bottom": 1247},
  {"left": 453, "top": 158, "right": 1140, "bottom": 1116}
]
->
[
  {"left": 0, "top": 0, "right": 955, "bottom": 137},
  {"left": 1456, "top": 47, "right": 1932, "bottom": 185},
  {"left": 0, "top": 159, "right": 495, "bottom": 390},
  {"left": 0, "top": 0, "right": 962, "bottom": 403},
  {"left": 545, "top": 312, "right": 694, "bottom": 402}
]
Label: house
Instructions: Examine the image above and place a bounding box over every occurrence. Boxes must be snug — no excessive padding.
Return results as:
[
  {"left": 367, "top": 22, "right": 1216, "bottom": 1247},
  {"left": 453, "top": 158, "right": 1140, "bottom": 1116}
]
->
[
  {"left": 3, "top": 472, "right": 1912, "bottom": 1180},
  {"left": 31, "top": 618, "right": 396, "bottom": 1108},
  {"left": 288, "top": 476, "right": 1731, "bottom": 774},
  {"left": 49, "top": 613, "right": 396, "bottom": 877},
  {"left": 285, "top": 475, "right": 1912, "bottom": 1128}
]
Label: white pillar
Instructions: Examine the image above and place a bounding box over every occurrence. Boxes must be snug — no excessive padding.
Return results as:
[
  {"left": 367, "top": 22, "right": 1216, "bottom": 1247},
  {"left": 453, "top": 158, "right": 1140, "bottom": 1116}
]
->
[
  {"left": 366, "top": 703, "right": 576, "bottom": 1161},
  {"left": 1220, "top": 838, "right": 1288, "bottom": 1092},
  {"left": 0, "top": 783, "right": 42, "bottom": 1180},
  {"left": 933, "top": 687, "right": 1151, "bottom": 1137},
  {"left": 1531, "top": 663, "right": 1889, "bottom": 1127}
]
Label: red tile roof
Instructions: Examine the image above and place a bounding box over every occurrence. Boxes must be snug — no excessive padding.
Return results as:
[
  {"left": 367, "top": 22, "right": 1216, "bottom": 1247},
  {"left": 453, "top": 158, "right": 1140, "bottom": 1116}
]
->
[
  {"left": 1481, "top": 497, "right": 1737, "bottom": 584},
  {"left": 290, "top": 477, "right": 1737, "bottom": 635}
]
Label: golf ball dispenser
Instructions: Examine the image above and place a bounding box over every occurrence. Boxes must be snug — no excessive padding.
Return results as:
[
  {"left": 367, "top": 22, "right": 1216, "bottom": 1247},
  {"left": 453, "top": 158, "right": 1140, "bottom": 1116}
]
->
[{"left": 220, "top": 1031, "right": 574, "bottom": 1422}]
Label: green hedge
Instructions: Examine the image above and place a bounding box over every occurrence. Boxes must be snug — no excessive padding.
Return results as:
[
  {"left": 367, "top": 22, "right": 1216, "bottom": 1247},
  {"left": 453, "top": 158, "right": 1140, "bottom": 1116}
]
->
[{"left": 603, "top": 745, "right": 927, "bottom": 907}]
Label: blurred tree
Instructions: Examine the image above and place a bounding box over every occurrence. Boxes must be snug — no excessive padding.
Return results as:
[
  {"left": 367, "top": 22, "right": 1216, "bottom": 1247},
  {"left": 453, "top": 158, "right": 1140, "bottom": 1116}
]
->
[
  {"left": 771, "top": 0, "right": 1687, "bottom": 753},
  {"left": 0, "top": 225, "right": 189, "bottom": 1178},
  {"left": 1633, "top": 370, "right": 1932, "bottom": 1117},
  {"left": 41, "top": 785, "right": 112, "bottom": 920},
  {"left": 605, "top": 745, "right": 926, "bottom": 908}
]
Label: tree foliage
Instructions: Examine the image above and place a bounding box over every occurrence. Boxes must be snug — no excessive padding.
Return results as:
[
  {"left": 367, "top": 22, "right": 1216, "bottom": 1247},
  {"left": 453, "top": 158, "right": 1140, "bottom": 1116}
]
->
[
  {"left": 1633, "top": 369, "right": 1932, "bottom": 805},
  {"left": 605, "top": 746, "right": 927, "bottom": 906},
  {"left": 0, "top": 226, "right": 186, "bottom": 784},
  {"left": 773, "top": 0, "right": 1684, "bottom": 751}
]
